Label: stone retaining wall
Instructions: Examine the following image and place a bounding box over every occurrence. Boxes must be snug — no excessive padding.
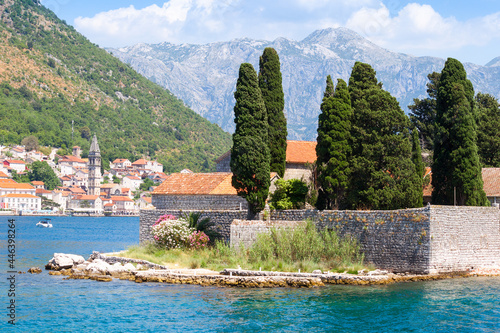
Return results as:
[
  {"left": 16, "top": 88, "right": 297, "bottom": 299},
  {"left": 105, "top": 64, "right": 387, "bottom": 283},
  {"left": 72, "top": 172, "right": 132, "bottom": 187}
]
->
[
  {"left": 230, "top": 206, "right": 500, "bottom": 274},
  {"left": 140, "top": 209, "right": 247, "bottom": 243}
]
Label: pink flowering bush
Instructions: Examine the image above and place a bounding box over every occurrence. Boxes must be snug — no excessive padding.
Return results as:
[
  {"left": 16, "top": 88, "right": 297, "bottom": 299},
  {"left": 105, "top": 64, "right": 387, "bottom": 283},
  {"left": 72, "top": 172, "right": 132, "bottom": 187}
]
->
[
  {"left": 188, "top": 231, "right": 210, "bottom": 250},
  {"left": 151, "top": 214, "right": 195, "bottom": 249}
]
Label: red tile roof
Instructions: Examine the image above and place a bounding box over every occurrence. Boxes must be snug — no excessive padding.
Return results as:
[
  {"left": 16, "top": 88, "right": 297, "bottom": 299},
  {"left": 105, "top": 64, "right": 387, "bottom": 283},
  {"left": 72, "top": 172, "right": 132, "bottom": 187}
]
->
[
  {"left": 32, "top": 181, "right": 45, "bottom": 185},
  {"left": 113, "top": 158, "right": 129, "bottom": 164},
  {"left": 153, "top": 173, "right": 237, "bottom": 195},
  {"left": 0, "top": 171, "right": 10, "bottom": 178},
  {"left": 61, "top": 155, "right": 85, "bottom": 163},
  {"left": 1, "top": 193, "right": 38, "bottom": 198},
  {"left": 422, "top": 167, "right": 500, "bottom": 198},
  {"left": 0, "top": 181, "right": 34, "bottom": 190},
  {"left": 111, "top": 196, "right": 134, "bottom": 202},
  {"left": 482, "top": 168, "right": 500, "bottom": 197},
  {"left": 36, "top": 188, "right": 52, "bottom": 194},
  {"left": 132, "top": 159, "right": 148, "bottom": 165},
  {"left": 286, "top": 141, "right": 317, "bottom": 164},
  {"left": 5, "top": 159, "right": 26, "bottom": 164}
]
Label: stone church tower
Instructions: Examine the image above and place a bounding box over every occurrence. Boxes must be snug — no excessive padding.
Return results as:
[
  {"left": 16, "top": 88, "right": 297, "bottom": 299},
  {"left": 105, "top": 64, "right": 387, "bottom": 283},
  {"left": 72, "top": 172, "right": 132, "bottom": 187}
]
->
[{"left": 88, "top": 134, "right": 102, "bottom": 196}]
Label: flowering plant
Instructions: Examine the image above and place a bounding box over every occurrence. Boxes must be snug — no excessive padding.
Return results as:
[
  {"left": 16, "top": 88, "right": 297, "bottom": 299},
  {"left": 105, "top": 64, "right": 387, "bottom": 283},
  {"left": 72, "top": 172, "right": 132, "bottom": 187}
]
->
[
  {"left": 151, "top": 214, "right": 194, "bottom": 249},
  {"left": 188, "top": 231, "right": 210, "bottom": 250}
]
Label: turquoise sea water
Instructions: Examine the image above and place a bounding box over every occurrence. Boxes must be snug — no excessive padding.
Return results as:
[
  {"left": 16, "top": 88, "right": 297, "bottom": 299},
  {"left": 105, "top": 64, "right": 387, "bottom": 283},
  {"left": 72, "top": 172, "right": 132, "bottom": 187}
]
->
[{"left": 0, "top": 216, "right": 499, "bottom": 332}]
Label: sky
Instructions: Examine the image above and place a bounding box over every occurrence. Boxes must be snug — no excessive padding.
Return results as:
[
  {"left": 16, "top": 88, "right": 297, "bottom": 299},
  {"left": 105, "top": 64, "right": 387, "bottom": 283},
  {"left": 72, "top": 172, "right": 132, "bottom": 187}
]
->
[{"left": 40, "top": 0, "right": 500, "bottom": 65}]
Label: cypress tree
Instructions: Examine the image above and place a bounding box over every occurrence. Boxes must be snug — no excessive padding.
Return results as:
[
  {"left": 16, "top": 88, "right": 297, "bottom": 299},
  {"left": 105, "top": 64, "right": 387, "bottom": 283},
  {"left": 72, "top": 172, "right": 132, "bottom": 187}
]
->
[
  {"left": 409, "top": 72, "right": 440, "bottom": 150},
  {"left": 411, "top": 129, "right": 424, "bottom": 207},
  {"left": 476, "top": 93, "right": 500, "bottom": 167},
  {"left": 432, "top": 58, "right": 488, "bottom": 206},
  {"left": 231, "top": 63, "right": 270, "bottom": 218},
  {"left": 259, "top": 47, "right": 287, "bottom": 177},
  {"left": 347, "top": 62, "right": 422, "bottom": 210},
  {"left": 316, "top": 76, "right": 352, "bottom": 210}
]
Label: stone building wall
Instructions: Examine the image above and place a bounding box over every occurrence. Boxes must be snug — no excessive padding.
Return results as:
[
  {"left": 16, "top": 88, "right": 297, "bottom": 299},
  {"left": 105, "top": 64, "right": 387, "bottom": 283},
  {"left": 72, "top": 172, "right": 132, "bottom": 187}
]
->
[
  {"left": 140, "top": 209, "right": 247, "bottom": 244},
  {"left": 152, "top": 194, "right": 248, "bottom": 211}
]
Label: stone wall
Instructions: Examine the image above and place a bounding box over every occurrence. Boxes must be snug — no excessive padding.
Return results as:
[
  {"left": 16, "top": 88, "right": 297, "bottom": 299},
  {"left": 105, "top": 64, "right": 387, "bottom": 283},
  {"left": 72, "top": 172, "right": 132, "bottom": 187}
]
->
[
  {"left": 140, "top": 209, "right": 247, "bottom": 244},
  {"left": 429, "top": 206, "right": 500, "bottom": 273},
  {"left": 234, "top": 207, "right": 431, "bottom": 273},
  {"left": 152, "top": 194, "right": 248, "bottom": 211},
  {"left": 231, "top": 206, "right": 500, "bottom": 274},
  {"left": 230, "top": 220, "right": 306, "bottom": 250}
]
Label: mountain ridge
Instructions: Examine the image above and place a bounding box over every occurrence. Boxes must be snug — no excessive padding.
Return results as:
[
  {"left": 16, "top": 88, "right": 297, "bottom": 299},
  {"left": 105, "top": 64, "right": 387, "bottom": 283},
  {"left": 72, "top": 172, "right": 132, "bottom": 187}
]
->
[{"left": 108, "top": 27, "right": 500, "bottom": 140}]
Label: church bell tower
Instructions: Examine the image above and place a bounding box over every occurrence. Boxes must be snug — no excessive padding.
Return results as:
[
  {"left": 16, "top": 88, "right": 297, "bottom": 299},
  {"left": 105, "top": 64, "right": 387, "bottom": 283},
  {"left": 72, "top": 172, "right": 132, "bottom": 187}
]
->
[{"left": 88, "top": 134, "right": 102, "bottom": 196}]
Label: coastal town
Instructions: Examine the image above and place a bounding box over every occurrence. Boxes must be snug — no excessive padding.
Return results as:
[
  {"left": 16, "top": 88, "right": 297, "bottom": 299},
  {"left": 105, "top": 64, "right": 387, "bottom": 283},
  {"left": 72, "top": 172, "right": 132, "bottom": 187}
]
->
[{"left": 0, "top": 135, "right": 164, "bottom": 216}]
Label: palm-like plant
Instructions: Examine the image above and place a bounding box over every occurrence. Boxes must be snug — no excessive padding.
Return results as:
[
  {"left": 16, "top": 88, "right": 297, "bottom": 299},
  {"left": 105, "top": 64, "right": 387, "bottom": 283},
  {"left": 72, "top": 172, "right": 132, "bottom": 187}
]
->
[{"left": 181, "top": 212, "right": 222, "bottom": 243}]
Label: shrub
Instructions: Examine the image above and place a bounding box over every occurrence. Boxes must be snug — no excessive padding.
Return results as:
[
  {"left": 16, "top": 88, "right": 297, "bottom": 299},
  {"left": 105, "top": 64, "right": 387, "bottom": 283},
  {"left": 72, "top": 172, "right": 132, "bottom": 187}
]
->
[
  {"left": 151, "top": 214, "right": 194, "bottom": 249},
  {"left": 181, "top": 212, "right": 222, "bottom": 243},
  {"left": 269, "top": 178, "right": 308, "bottom": 210},
  {"left": 188, "top": 231, "right": 210, "bottom": 250}
]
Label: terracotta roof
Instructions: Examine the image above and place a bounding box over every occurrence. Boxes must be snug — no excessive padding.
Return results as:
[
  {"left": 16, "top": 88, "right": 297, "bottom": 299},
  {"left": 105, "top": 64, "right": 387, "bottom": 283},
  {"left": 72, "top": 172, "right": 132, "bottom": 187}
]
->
[
  {"left": 482, "top": 168, "right": 500, "bottom": 197},
  {"left": 100, "top": 184, "right": 117, "bottom": 189},
  {"left": 111, "top": 196, "right": 134, "bottom": 202},
  {"left": 36, "top": 188, "right": 52, "bottom": 194},
  {"left": 5, "top": 159, "right": 26, "bottom": 164},
  {"left": 1, "top": 193, "right": 39, "bottom": 198},
  {"left": 32, "top": 181, "right": 45, "bottom": 185},
  {"left": 74, "top": 195, "right": 99, "bottom": 201},
  {"left": 142, "top": 197, "right": 152, "bottom": 203},
  {"left": 0, "top": 181, "right": 34, "bottom": 190},
  {"left": 0, "top": 179, "right": 16, "bottom": 184},
  {"left": 61, "top": 155, "right": 85, "bottom": 163},
  {"left": 125, "top": 176, "right": 141, "bottom": 180},
  {"left": 68, "top": 187, "right": 86, "bottom": 194},
  {"left": 216, "top": 140, "right": 318, "bottom": 165},
  {"left": 113, "top": 158, "right": 129, "bottom": 164},
  {"left": 0, "top": 171, "right": 10, "bottom": 178},
  {"left": 132, "top": 159, "right": 148, "bottom": 165},
  {"left": 121, "top": 188, "right": 130, "bottom": 193},
  {"left": 422, "top": 167, "right": 500, "bottom": 198},
  {"left": 153, "top": 173, "right": 237, "bottom": 195},
  {"left": 104, "top": 203, "right": 115, "bottom": 207},
  {"left": 286, "top": 141, "right": 317, "bottom": 164}
]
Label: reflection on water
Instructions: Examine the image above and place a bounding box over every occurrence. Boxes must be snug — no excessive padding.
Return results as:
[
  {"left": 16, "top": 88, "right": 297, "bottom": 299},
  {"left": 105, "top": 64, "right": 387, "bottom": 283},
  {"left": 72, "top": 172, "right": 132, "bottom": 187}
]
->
[{"left": 0, "top": 216, "right": 499, "bottom": 332}]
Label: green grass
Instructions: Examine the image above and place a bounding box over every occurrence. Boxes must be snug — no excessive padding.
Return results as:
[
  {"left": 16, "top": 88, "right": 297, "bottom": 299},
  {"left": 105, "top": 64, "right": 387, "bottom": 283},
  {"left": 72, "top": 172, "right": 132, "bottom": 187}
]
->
[{"left": 122, "top": 221, "right": 372, "bottom": 273}]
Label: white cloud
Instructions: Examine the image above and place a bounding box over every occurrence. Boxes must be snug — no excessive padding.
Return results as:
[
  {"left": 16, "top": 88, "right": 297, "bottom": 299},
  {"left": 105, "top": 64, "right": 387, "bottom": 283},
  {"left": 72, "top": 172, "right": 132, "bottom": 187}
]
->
[
  {"left": 346, "top": 3, "right": 500, "bottom": 56},
  {"left": 74, "top": 0, "right": 235, "bottom": 47},
  {"left": 72, "top": 1, "right": 500, "bottom": 63}
]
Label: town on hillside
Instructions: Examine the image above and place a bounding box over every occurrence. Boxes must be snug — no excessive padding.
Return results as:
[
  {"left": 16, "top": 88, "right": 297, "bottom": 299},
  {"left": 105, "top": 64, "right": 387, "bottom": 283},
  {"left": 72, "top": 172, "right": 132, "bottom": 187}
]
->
[
  {"left": 1, "top": 135, "right": 500, "bottom": 216},
  {"left": 0, "top": 135, "right": 167, "bottom": 216}
]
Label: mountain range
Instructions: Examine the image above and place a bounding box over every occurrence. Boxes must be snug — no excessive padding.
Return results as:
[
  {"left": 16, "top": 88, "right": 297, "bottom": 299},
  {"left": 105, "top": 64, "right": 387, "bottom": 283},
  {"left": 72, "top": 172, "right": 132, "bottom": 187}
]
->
[
  {"left": 108, "top": 28, "right": 500, "bottom": 140},
  {"left": 0, "top": 0, "right": 231, "bottom": 172}
]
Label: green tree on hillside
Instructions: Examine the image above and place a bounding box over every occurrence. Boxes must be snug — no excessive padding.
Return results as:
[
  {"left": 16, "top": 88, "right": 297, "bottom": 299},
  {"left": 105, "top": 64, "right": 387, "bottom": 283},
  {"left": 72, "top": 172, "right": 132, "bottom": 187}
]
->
[
  {"left": 346, "top": 62, "right": 422, "bottom": 210},
  {"left": 231, "top": 63, "right": 270, "bottom": 219},
  {"left": 432, "top": 58, "right": 488, "bottom": 206},
  {"left": 316, "top": 76, "right": 352, "bottom": 210},
  {"left": 29, "top": 161, "right": 61, "bottom": 190},
  {"left": 409, "top": 72, "right": 440, "bottom": 151},
  {"left": 476, "top": 93, "right": 500, "bottom": 167},
  {"left": 22, "top": 135, "right": 39, "bottom": 151},
  {"left": 258, "top": 47, "right": 287, "bottom": 178}
]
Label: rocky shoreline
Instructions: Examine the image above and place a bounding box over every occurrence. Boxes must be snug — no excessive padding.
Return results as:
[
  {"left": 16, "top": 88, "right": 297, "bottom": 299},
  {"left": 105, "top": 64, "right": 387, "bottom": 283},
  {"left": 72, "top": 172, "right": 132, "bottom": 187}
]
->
[{"left": 38, "top": 252, "right": 500, "bottom": 288}]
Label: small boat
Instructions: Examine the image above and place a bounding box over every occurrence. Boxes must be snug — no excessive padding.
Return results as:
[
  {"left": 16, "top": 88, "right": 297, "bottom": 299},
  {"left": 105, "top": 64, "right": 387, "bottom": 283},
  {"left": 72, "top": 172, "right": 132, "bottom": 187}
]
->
[{"left": 36, "top": 218, "right": 53, "bottom": 228}]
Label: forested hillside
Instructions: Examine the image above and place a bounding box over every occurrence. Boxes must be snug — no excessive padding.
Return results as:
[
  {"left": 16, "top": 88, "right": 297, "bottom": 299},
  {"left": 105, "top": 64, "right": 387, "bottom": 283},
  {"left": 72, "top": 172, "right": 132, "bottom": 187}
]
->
[{"left": 0, "top": 0, "right": 231, "bottom": 172}]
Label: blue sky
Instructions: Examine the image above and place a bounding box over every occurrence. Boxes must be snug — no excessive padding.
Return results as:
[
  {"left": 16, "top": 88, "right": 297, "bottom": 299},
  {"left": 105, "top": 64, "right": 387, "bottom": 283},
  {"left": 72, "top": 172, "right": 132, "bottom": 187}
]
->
[{"left": 40, "top": 0, "right": 500, "bottom": 65}]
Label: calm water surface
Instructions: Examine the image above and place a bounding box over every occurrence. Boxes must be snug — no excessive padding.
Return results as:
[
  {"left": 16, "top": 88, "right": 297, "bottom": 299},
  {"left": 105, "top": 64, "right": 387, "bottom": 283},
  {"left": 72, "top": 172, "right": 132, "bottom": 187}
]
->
[{"left": 0, "top": 216, "right": 499, "bottom": 332}]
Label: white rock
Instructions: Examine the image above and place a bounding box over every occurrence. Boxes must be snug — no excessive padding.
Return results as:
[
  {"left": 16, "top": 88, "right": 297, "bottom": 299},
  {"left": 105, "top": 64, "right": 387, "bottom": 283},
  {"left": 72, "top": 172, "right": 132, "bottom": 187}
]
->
[
  {"left": 123, "top": 263, "right": 136, "bottom": 271},
  {"left": 53, "top": 253, "right": 85, "bottom": 268},
  {"left": 86, "top": 260, "right": 110, "bottom": 273},
  {"left": 136, "top": 264, "right": 144, "bottom": 270}
]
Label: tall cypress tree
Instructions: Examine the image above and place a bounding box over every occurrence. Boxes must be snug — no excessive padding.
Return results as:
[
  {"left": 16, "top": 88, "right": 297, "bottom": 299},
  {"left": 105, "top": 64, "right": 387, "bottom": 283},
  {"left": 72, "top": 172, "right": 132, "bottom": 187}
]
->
[
  {"left": 231, "top": 63, "right": 270, "bottom": 218},
  {"left": 432, "top": 58, "right": 488, "bottom": 206},
  {"left": 476, "top": 93, "right": 500, "bottom": 167},
  {"left": 409, "top": 72, "right": 440, "bottom": 150},
  {"left": 411, "top": 129, "right": 424, "bottom": 207},
  {"left": 346, "top": 62, "right": 422, "bottom": 210},
  {"left": 316, "top": 76, "right": 352, "bottom": 210},
  {"left": 259, "top": 47, "right": 287, "bottom": 177}
]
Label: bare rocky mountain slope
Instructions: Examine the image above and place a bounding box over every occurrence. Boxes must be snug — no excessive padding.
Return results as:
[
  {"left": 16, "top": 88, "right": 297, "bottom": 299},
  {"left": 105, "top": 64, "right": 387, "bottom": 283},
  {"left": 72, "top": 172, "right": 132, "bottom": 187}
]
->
[{"left": 108, "top": 27, "right": 500, "bottom": 140}]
